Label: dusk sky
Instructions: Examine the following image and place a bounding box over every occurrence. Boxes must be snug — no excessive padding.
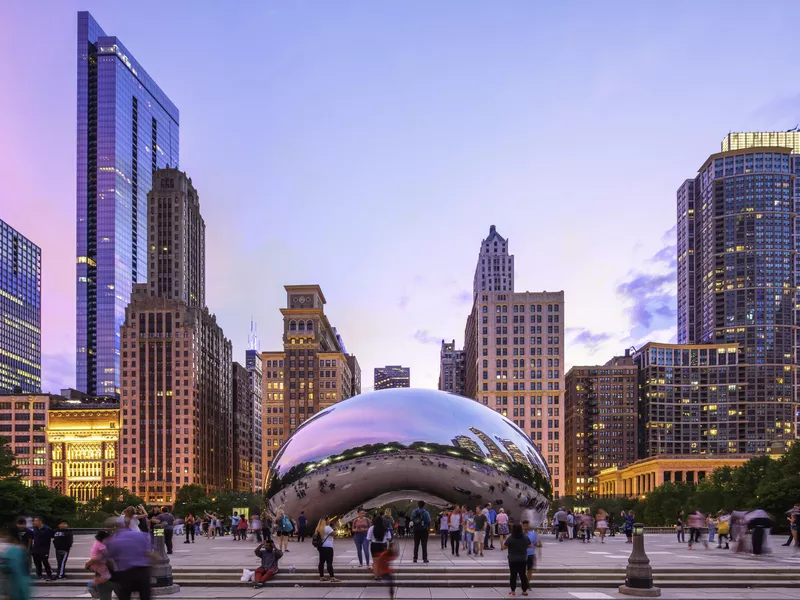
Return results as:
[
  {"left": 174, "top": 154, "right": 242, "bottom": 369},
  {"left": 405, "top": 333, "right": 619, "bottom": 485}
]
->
[{"left": 2, "top": 1, "right": 800, "bottom": 393}]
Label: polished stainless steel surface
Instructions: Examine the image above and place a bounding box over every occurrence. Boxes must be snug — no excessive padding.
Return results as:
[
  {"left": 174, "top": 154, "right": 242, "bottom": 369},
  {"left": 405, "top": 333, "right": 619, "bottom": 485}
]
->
[{"left": 265, "top": 388, "right": 551, "bottom": 525}]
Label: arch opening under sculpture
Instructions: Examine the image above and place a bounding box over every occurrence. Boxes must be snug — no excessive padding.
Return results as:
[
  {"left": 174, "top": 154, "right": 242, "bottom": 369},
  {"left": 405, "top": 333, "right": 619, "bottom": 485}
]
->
[{"left": 265, "top": 389, "right": 552, "bottom": 526}]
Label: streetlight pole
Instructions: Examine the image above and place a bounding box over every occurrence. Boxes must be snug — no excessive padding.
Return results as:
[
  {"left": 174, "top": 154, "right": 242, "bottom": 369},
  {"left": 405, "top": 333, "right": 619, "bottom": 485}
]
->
[{"left": 619, "top": 523, "right": 661, "bottom": 597}]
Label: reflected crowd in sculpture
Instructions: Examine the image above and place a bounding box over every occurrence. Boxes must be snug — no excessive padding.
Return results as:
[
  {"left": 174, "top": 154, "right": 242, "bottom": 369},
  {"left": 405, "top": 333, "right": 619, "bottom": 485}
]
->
[{"left": 265, "top": 389, "right": 551, "bottom": 526}]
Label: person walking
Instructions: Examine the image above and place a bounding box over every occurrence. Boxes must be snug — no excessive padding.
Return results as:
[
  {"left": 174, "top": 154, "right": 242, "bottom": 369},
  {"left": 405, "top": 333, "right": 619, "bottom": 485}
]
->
[
  {"left": 486, "top": 503, "right": 498, "bottom": 549},
  {"left": 595, "top": 510, "right": 608, "bottom": 544},
  {"left": 554, "top": 507, "right": 568, "bottom": 542},
  {"left": 607, "top": 511, "right": 615, "bottom": 537},
  {"left": 184, "top": 514, "right": 195, "bottom": 544},
  {"left": 252, "top": 538, "right": 283, "bottom": 588},
  {"left": 448, "top": 508, "right": 462, "bottom": 556},
  {"left": 474, "top": 504, "right": 488, "bottom": 557},
  {"left": 367, "top": 515, "right": 392, "bottom": 581},
  {"left": 496, "top": 508, "right": 510, "bottom": 550},
  {"left": 152, "top": 506, "right": 175, "bottom": 554},
  {"left": 568, "top": 511, "right": 576, "bottom": 541},
  {"left": 53, "top": 521, "right": 73, "bottom": 579},
  {"left": 716, "top": 511, "right": 730, "bottom": 549},
  {"left": 297, "top": 511, "right": 308, "bottom": 543},
  {"left": 581, "top": 511, "right": 594, "bottom": 543},
  {"left": 504, "top": 523, "right": 532, "bottom": 596},
  {"left": 790, "top": 513, "right": 798, "bottom": 550},
  {"left": 313, "top": 517, "right": 339, "bottom": 583},
  {"left": 0, "top": 524, "right": 31, "bottom": 600},
  {"left": 352, "top": 510, "right": 371, "bottom": 568},
  {"left": 31, "top": 517, "right": 55, "bottom": 580},
  {"left": 106, "top": 520, "right": 152, "bottom": 600},
  {"left": 383, "top": 509, "right": 395, "bottom": 535},
  {"left": 706, "top": 513, "right": 716, "bottom": 544},
  {"left": 439, "top": 511, "right": 450, "bottom": 549},
  {"left": 251, "top": 513, "right": 262, "bottom": 543},
  {"left": 85, "top": 530, "right": 116, "bottom": 600},
  {"left": 783, "top": 504, "right": 800, "bottom": 547},
  {"left": 261, "top": 512, "right": 273, "bottom": 542},
  {"left": 410, "top": 500, "right": 431, "bottom": 564},
  {"left": 464, "top": 509, "right": 476, "bottom": 555},
  {"left": 675, "top": 510, "right": 686, "bottom": 543},
  {"left": 231, "top": 513, "right": 241, "bottom": 541},
  {"left": 687, "top": 510, "right": 708, "bottom": 550},
  {"left": 238, "top": 515, "right": 248, "bottom": 542},
  {"left": 522, "top": 520, "right": 539, "bottom": 582}
]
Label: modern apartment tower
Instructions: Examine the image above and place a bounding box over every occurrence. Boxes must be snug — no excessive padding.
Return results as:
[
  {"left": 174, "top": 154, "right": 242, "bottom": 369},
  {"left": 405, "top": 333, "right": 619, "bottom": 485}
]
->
[
  {"left": 246, "top": 321, "right": 264, "bottom": 492},
  {"left": 564, "top": 354, "right": 638, "bottom": 497},
  {"left": 76, "top": 11, "right": 179, "bottom": 397},
  {"left": 464, "top": 226, "right": 566, "bottom": 497},
  {"left": 678, "top": 133, "right": 799, "bottom": 452},
  {"left": 0, "top": 220, "right": 41, "bottom": 393},
  {"left": 439, "top": 340, "right": 466, "bottom": 396},
  {"left": 374, "top": 366, "right": 411, "bottom": 390},
  {"left": 119, "top": 170, "right": 233, "bottom": 503},
  {"left": 261, "top": 285, "right": 359, "bottom": 467},
  {"left": 232, "top": 362, "right": 254, "bottom": 492}
]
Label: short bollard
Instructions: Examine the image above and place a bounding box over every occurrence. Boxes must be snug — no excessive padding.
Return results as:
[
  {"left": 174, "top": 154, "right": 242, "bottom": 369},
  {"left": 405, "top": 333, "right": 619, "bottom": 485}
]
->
[
  {"left": 619, "top": 523, "right": 661, "bottom": 597},
  {"left": 151, "top": 528, "right": 180, "bottom": 595}
]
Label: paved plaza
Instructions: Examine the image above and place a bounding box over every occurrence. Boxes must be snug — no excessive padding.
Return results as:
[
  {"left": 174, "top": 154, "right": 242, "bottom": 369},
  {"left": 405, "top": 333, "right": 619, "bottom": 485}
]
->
[{"left": 33, "top": 532, "right": 800, "bottom": 600}]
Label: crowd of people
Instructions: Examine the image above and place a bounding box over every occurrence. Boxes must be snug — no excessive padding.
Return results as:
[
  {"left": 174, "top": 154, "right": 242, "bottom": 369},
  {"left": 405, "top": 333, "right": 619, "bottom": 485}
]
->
[{"left": 1, "top": 501, "right": 797, "bottom": 600}]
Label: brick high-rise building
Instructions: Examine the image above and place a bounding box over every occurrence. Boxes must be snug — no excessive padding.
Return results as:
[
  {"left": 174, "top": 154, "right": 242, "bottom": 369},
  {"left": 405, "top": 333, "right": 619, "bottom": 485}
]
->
[
  {"left": 439, "top": 340, "right": 466, "bottom": 396},
  {"left": 261, "top": 285, "right": 357, "bottom": 467},
  {"left": 119, "top": 169, "right": 232, "bottom": 504},
  {"left": 0, "top": 219, "right": 41, "bottom": 394},
  {"left": 564, "top": 354, "right": 637, "bottom": 497},
  {"left": 463, "top": 226, "right": 566, "bottom": 497},
  {"left": 678, "top": 133, "right": 799, "bottom": 452},
  {"left": 374, "top": 366, "right": 410, "bottom": 390}
]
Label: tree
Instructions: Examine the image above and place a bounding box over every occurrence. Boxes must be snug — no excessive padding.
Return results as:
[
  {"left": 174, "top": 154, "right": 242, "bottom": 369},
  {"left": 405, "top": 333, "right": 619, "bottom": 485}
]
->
[
  {"left": 0, "top": 436, "right": 18, "bottom": 478},
  {"left": 174, "top": 484, "right": 212, "bottom": 517},
  {"left": 74, "top": 486, "right": 147, "bottom": 527}
]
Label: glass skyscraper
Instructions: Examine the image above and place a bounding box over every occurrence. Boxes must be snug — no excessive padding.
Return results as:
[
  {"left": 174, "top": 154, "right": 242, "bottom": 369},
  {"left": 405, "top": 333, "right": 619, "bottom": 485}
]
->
[
  {"left": 0, "top": 219, "right": 41, "bottom": 394},
  {"left": 677, "top": 133, "right": 798, "bottom": 453},
  {"left": 76, "top": 12, "right": 179, "bottom": 397}
]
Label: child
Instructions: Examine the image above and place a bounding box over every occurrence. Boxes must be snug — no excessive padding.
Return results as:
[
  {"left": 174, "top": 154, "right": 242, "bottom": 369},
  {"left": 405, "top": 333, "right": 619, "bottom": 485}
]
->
[
  {"left": 53, "top": 521, "right": 74, "bottom": 579},
  {"left": 84, "top": 531, "right": 113, "bottom": 600}
]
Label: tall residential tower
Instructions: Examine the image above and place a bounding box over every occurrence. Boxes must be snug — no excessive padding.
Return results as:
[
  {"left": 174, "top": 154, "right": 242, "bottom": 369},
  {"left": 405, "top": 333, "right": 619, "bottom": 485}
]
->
[
  {"left": 76, "top": 12, "right": 179, "bottom": 397},
  {"left": 677, "top": 133, "right": 798, "bottom": 453}
]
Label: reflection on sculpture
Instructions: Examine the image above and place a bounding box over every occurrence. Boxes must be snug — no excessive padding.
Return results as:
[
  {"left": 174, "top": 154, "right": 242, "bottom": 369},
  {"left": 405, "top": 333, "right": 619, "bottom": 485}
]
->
[{"left": 265, "top": 389, "right": 551, "bottom": 526}]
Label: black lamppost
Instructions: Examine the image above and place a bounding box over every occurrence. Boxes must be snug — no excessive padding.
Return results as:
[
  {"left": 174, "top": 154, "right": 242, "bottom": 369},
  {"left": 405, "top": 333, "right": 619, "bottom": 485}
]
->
[{"left": 619, "top": 523, "right": 661, "bottom": 597}]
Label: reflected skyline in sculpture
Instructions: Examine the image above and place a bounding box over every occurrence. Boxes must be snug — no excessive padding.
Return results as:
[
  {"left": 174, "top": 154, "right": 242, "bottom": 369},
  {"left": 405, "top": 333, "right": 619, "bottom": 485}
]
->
[{"left": 265, "top": 389, "right": 552, "bottom": 525}]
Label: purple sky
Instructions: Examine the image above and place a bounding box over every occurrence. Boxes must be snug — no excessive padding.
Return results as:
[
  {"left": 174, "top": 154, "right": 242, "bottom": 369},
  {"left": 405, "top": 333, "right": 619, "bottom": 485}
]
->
[{"left": 2, "top": 1, "right": 800, "bottom": 393}]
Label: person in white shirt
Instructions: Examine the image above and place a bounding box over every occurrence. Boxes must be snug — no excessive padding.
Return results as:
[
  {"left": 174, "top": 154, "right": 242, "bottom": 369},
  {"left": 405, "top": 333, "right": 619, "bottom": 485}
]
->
[
  {"left": 313, "top": 517, "right": 339, "bottom": 582},
  {"left": 367, "top": 515, "right": 393, "bottom": 580},
  {"left": 449, "top": 510, "right": 462, "bottom": 556},
  {"left": 440, "top": 511, "right": 450, "bottom": 549}
]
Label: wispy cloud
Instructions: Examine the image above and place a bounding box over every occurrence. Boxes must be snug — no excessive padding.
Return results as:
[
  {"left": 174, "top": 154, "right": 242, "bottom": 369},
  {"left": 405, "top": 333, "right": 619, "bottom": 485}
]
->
[
  {"left": 397, "top": 295, "right": 409, "bottom": 310},
  {"left": 413, "top": 330, "right": 441, "bottom": 345},
  {"left": 451, "top": 290, "right": 472, "bottom": 306}
]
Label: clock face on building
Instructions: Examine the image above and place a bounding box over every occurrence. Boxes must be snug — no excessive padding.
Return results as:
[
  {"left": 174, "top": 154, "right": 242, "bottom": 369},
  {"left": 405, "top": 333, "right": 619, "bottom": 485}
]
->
[{"left": 292, "top": 295, "right": 313, "bottom": 306}]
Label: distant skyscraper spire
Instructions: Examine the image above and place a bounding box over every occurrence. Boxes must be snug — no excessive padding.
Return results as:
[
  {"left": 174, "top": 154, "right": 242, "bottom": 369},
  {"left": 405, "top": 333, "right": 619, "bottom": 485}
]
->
[{"left": 248, "top": 318, "right": 260, "bottom": 352}]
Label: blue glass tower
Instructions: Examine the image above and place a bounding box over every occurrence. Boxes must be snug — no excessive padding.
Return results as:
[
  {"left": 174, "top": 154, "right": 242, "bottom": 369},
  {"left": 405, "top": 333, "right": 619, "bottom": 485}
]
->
[
  {"left": 0, "top": 219, "right": 41, "bottom": 394},
  {"left": 76, "top": 12, "right": 179, "bottom": 397}
]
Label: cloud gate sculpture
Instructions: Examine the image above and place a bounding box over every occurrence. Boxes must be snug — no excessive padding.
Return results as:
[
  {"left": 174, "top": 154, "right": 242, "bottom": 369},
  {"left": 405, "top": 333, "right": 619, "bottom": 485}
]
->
[{"left": 265, "top": 389, "right": 551, "bottom": 526}]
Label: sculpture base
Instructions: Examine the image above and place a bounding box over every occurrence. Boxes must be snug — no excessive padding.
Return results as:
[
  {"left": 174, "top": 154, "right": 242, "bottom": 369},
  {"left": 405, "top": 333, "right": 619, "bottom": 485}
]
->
[
  {"left": 151, "top": 585, "right": 181, "bottom": 596},
  {"left": 619, "top": 585, "right": 661, "bottom": 597}
]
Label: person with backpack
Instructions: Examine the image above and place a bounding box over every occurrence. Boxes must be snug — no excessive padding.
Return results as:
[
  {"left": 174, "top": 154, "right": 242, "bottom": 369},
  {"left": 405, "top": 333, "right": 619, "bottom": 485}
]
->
[
  {"left": 274, "top": 510, "right": 293, "bottom": 553},
  {"left": 312, "top": 517, "right": 339, "bottom": 582},
  {"left": 410, "top": 500, "right": 431, "bottom": 563}
]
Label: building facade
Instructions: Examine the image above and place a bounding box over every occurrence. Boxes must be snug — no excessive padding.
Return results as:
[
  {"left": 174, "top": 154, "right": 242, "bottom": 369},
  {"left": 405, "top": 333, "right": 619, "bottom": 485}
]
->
[
  {"left": 438, "top": 340, "right": 466, "bottom": 396},
  {"left": 678, "top": 134, "right": 798, "bottom": 452},
  {"left": 346, "top": 354, "right": 362, "bottom": 397},
  {"left": 374, "top": 365, "right": 411, "bottom": 390},
  {"left": 147, "top": 169, "right": 205, "bottom": 307},
  {"left": 473, "top": 225, "right": 514, "bottom": 297},
  {"left": 76, "top": 11, "right": 180, "bottom": 397},
  {"left": 0, "top": 395, "right": 52, "bottom": 487},
  {"left": 232, "top": 362, "right": 253, "bottom": 492},
  {"left": 47, "top": 399, "right": 120, "bottom": 503},
  {"left": 597, "top": 455, "right": 751, "bottom": 498},
  {"left": 464, "top": 291, "right": 565, "bottom": 497},
  {"left": 0, "top": 220, "right": 41, "bottom": 394},
  {"left": 119, "top": 288, "right": 232, "bottom": 503},
  {"left": 564, "top": 354, "right": 637, "bottom": 497},
  {"left": 261, "top": 285, "right": 358, "bottom": 468},
  {"left": 246, "top": 348, "right": 263, "bottom": 492}
]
